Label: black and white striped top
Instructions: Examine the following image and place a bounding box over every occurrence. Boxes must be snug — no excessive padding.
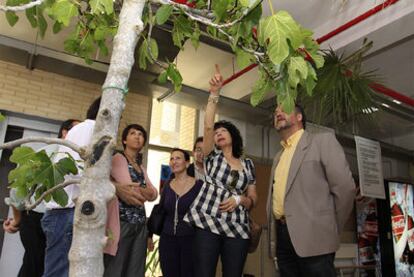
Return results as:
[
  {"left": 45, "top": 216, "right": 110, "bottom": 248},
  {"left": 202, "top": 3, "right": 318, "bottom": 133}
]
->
[{"left": 184, "top": 148, "right": 256, "bottom": 239}]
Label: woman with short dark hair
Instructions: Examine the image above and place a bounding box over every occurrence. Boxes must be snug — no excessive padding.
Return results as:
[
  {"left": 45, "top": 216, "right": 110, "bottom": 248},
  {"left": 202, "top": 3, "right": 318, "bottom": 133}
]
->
[
  {"left": 185, "top": 65, "right": 257, "bottom": 277},
  {"left": 104, "top": 124, "right": 157, "bottom": 277}
]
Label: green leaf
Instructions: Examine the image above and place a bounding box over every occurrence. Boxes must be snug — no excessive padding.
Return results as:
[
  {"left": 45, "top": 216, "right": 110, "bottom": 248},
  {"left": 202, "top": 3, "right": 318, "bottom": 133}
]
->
[
  {"left": 167, "top": 64, "right": 183, "bottom": 92},
  {"left": 25, "top": 7, "right": 37, "bottom": 27},
  {"left": 53, "top": 21, "right": 63, "bottom": 33},
  {"left": 287, "top": 56, "right": 308, "bottom": 88},
  {"left": 191, "top": 23, "right": 200, "bottom": 49},
  {"left": 32, "top": 153, "right": 78, "bottom": 189},
  {"left": 0, "top": 113, "right": 5, "bottom": 122},
  {"left": 250, "top": 71, "right": 273, "bottom": 106},
  {"left": 49, "top": 0, "right": 78, "bottom": 26},
  {"left": 36, "top": 7, "right": 48, "bottom": 38},
  {"left": 155, "top": 5, "right": 173, "bottom": 25},
  {"left": 158, "top": 71, "right": 168, "bottom": 84},
  {"left": 212, "top": 0, "right": 230, "bottom": 21},
  {"left": 235, "top": 48, "right": 253, "bottom": 69},
  {"left": 51, "top": 187, "right": 68, "bottom": 207},
  {"left": 138, "top": 40, "right": 148, "bottom": 70},
  {"left": 10, "top": 146, "right": 37, "bottom": 164},
  {"left": 90, "top": 0, "right": 113, "bottom": 15},
  {"left": 239, "top": 0, "right": 249, "bottom": 7},
  {"left": 149, "top": 38, "right": 159, "bottom": 61},
  {"left": 258, "top": 11, "right": 302, "bottom": 64},
  {"left": 94, "top": 26, "right": 107, "bottom": 40},
  {"left": 5, "top": 11, "right": 19, "bottom": 26},
  {"left": 97, "top": 40, "right": 109, "bottom": 56},
  {"left": 303, "top": 66, "right": 317, "bottom": 96}
]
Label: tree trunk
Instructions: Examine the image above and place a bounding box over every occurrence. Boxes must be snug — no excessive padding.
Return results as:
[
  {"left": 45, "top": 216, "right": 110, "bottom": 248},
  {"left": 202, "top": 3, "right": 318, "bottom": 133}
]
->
[{"left": 68, "top": 0, "right": 146, "bottom": 276}]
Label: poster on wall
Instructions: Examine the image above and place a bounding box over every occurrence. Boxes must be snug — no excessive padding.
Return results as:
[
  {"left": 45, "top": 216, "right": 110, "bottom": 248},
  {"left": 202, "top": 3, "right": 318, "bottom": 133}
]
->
[
  {"left": 389, "top": 182, "right": 414, "bottom": 277},
  {"left": 356, "top": 197, "right": 382, "bottom": 276},
  {"left": 355, "top": 136, "right": 385, "bottom": 199}
]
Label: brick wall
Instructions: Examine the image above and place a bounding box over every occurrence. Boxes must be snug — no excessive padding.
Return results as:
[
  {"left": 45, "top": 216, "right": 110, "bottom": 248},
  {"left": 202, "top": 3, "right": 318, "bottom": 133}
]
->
[{"left": 0, "top": 60, "right": 150, "bottom": 141}]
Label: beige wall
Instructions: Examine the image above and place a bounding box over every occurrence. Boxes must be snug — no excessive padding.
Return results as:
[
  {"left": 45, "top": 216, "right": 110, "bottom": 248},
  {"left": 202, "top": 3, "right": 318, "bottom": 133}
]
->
[{"left": 0, "top": 60, "right": 150, "bottom": 139}]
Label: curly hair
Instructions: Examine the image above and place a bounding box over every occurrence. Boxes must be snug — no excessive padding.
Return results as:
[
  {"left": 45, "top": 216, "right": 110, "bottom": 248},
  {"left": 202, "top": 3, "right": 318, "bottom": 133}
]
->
[
  {"left": 121, "top": 124, "right": 148, "bottom": 149},
  {"left": 214, "top": 120, "right": 243, "bottom": 158}
]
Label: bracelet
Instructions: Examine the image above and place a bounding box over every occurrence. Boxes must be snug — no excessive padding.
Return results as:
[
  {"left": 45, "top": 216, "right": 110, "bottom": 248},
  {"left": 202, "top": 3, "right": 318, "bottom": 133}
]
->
[
  {"left": 208, "top": 94, "right": 220, "bottom": 104},
  {"left": 233, "top": 195, "right": 241, "bottom": 206}
]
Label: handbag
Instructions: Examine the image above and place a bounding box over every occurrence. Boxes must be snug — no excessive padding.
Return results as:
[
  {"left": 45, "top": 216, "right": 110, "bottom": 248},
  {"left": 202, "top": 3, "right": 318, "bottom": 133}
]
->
[
  {"left": 147, "top": 186, "right": 167, "bottom": 236},
  {"left": 248, "top": 216, "right": 262, "bottom": 253}
]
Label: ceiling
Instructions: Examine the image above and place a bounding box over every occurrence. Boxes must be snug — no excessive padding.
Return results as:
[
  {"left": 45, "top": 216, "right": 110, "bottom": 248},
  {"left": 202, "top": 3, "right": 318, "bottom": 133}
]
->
[{"left": 0, "top": 0, "right": 413, "bottom": 153}]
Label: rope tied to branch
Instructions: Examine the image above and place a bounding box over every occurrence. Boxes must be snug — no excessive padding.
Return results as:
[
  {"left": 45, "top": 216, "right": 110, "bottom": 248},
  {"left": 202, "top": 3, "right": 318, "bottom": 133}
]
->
[{"left": 102, "top": 86, "right": 129, "bottom": 99}]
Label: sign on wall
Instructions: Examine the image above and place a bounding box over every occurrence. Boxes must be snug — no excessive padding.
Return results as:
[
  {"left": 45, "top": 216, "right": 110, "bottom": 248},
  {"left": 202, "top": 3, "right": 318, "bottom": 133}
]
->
[{"left": 355, "top": 136, "right": 385, "bottom": 199}]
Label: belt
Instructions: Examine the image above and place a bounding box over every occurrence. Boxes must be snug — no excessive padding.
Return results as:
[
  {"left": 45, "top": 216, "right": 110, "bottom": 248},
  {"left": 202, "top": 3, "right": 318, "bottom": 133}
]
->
[{"left": 276, "top": 215, "right": 287, "bottom": 225}]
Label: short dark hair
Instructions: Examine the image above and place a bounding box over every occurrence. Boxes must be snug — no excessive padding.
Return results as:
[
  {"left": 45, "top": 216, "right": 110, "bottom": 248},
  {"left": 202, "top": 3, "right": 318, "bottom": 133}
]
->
[
  {"left": 295, "top": 103, "right": 306, "bottom": 130},
  {"left": 86, "top": 97, "right": 101, "bottom": 120},
  {"left": 58, "top": 119, "right": 79, "bottom": 138},
  {"left": 171, "top": 148, "right": 190, "bottom": 161},
  {"left": 121, "top": 124, "right": 148, "bottom": 149},
  {"left": 193, "top": 136, "right": 203, "bottom": 151},
  {"left": 214, "top": 120, "right": 243, "bottom": 158}
]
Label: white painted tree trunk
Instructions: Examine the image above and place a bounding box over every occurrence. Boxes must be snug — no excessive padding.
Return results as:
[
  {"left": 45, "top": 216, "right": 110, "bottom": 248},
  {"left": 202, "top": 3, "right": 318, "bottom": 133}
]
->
[{"left": 68, "top": 0, "right": 146, "bottom": 276}]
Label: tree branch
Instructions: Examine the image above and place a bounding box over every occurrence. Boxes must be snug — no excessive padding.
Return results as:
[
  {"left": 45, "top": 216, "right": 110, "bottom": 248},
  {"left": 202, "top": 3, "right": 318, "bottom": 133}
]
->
[
  {"left": 0, "top": 137, "right": 87, "bottom": 160},
  {"left": 149, "top": 0, "right": 214, "bottom": 19},
  {"left": 25, "top": 178, "right": 81, "bottom": 210},
  {"left": 0, "top": 0, "right": 45, "bottom": 12}
]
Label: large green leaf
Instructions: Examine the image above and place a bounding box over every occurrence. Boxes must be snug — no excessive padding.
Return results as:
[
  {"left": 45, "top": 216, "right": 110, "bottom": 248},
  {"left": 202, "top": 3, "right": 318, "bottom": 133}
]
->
[
  {"left": 32, "top": 152, "right": 78, "bottom": 189},
  {"left": 235, "top": 48, "right": 254, "bottom": 69},
  {"left": 49, "top": 0, "right": 79, "bottom": 26},
  {"left": 51, "top": 187, "right": 69, "bottom": 206},
  {"left": 10, "top": 146, "right": 38, "bottom": 164},
  {"left": 155, "top": 5, "right": 173, "bottom": 25},
  {"left": 250, "top": 71, "right": 273, "bottom": 106},
  {"left": 89, "top": 0, "right": 113, "bottom": 15},
  {"left": 288, "top": 56, "right": 308, "bottom": 88},
  {"left": 258, "top": 11, "right": 302, "bottom": 64}
]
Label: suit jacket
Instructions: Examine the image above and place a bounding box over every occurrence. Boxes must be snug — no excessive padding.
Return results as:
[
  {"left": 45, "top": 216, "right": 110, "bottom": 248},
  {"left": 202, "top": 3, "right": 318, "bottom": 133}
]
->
[{"left": 266, "top": 131, "right": 356, "bottom": 258}]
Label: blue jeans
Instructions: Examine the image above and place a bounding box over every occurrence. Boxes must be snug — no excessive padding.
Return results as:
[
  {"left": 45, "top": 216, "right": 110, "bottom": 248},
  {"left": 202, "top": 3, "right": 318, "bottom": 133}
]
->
[
  {"left": 193, "top": 228, "right": 249, "bottom": 277},
  {"left": 41, "top": 208, "right": 74, "bottom": 277}
]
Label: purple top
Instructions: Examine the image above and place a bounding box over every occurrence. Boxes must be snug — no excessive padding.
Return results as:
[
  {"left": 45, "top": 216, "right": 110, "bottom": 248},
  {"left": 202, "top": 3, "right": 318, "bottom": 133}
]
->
[{"left": 161, "top": 179, "right": 202, "bottom": 237}]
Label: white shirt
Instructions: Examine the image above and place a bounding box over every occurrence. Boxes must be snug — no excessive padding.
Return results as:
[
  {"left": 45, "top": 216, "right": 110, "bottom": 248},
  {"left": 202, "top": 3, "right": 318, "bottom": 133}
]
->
[{"left": 45, "top": 119, "right": 95, "bottom": 210}]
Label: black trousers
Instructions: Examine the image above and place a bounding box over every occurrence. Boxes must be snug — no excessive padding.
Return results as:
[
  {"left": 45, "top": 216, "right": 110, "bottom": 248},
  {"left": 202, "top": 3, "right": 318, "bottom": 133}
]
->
[
  {"left": 276, "top": 222, "right": 336, "bottom": 277},
  {"left": 193, "top": 228, "right": 249, "bottom": 277},
  {"left": 18, "top": 211, "right": 46, "bottom": 277}
]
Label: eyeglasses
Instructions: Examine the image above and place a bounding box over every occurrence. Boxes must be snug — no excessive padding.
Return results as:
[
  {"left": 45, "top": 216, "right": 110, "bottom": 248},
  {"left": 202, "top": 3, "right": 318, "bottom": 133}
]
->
[
  {"left": 228, "top": 170, "right": 239, "bottom": 190},
  {"left": 194, "top": 147, "right": 203, "bottom": 153}
]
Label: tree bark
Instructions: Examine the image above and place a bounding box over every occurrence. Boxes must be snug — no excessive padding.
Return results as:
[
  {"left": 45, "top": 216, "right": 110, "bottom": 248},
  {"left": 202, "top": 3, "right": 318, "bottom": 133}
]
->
[{"left": 68, "top": 0, "right": 146, "bottom": 276}]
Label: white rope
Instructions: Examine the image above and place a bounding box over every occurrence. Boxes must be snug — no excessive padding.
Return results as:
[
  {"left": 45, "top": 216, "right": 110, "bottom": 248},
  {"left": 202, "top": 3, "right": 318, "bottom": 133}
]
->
[{"left": 0, "top": 0, "right": 44, "bottom": 12}]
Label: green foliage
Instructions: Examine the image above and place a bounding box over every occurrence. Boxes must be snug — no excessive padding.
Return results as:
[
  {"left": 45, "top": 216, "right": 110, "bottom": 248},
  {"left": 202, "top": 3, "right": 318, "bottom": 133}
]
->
[
  {"left": 0, "top": 113, "right": 5, "bottom": 122},
  {"left": 49, "top": 0, "right": 79, "bottom": 26},
  {"left": 155, "top": 4, "right": 173, "bottom": 25},
  {"left": 299, "top": 45, "right": 378, "bottom": 125},
  {"left": 90, "top": 0, "right": 114, "bottom": 15},
  {"left": 1, "top": 0, "right": 324, "bottom": 111},
  {"left": 8, "top": 146, "right": 78, "bottom": 207}
]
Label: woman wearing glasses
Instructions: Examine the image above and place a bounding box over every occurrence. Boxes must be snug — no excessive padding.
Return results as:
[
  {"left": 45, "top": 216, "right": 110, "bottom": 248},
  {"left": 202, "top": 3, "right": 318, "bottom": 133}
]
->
[{"left": 185, "top": 65, "right": 257, "bottom": 277}]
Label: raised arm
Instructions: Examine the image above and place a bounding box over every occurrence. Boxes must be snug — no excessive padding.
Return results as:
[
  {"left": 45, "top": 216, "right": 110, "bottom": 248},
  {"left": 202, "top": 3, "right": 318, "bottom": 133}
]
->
[{"left": 203, "top": 64, "right": 223, "bottom": 156}]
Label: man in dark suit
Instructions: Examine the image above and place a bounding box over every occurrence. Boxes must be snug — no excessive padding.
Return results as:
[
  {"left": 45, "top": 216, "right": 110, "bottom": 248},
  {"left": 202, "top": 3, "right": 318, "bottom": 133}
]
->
[{"left": 266, "top": 104, "right": 356, "bottom": 276}]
